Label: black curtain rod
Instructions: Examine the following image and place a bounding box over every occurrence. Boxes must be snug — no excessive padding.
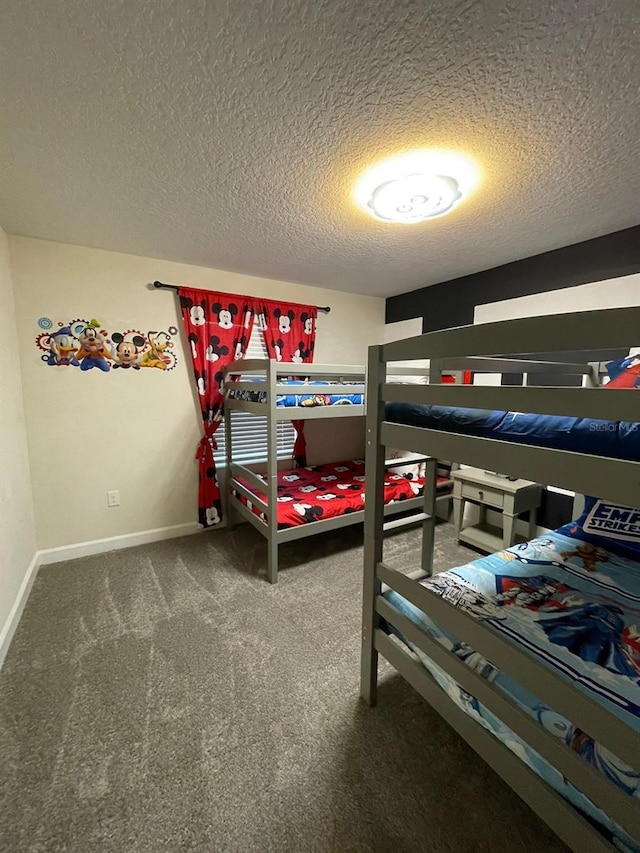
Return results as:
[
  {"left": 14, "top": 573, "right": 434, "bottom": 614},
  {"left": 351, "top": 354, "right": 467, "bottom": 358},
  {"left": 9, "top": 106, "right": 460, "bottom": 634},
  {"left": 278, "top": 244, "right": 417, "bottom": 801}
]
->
[{"left": 152, "top": 281, "right": 331, "bottom": 313}]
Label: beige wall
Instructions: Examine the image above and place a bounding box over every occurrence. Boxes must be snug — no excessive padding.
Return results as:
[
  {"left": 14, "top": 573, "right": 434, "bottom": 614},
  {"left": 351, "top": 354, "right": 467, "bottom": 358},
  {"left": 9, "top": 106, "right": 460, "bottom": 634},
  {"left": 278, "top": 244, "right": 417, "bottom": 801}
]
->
[
  {"left": 9, "top": 237, "right": 384, "bottom": 550},
  {"left": 0, "top": 229, "right": 37, "bottom": 648},
  {"left": 305, "top": 416, "right": 366, "bottom": 467}
]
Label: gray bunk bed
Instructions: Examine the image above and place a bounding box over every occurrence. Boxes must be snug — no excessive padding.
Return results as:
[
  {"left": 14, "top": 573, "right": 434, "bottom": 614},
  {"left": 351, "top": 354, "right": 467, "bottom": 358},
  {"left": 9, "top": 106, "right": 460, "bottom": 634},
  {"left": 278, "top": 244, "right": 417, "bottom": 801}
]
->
[
  {"left": 361, "top": 307, "right": 640, "bottom": 853},
  {"left": 223, "top": 358, "right": 455, "bottom": 583}
]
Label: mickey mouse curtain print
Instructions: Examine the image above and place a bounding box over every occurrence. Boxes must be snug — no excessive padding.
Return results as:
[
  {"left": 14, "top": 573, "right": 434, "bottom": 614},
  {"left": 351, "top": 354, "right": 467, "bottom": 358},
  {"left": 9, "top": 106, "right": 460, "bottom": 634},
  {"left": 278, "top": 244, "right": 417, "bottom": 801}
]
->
[
  {"left": 253, "top": 299, "right": 317, "bottom": 364},
  {"left": 254, "top": 299, "right": 318, "bottom": 464},
  {"left": 178, "top": 288, "right": 319, "bottom": 527},
  {"left": 179, "top": 287, "right": 255, "bottom": 527}
]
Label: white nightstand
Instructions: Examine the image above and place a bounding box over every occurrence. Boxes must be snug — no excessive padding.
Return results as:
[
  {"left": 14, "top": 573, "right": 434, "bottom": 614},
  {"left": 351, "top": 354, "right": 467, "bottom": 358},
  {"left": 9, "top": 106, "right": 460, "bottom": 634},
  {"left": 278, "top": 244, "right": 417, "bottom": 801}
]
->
[{"left": 452, "top": 467, "right": 543, "bottom": 553}]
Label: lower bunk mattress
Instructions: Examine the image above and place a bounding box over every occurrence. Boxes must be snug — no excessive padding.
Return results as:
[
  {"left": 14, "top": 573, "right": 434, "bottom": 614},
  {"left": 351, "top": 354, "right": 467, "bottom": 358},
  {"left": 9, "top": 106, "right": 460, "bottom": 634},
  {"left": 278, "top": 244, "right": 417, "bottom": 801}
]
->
[
  {"left": 383, "top": 527, "right": 640, "bottom": 852},
  {"left": 232, "top": 459, "right": 451, "bottom": 529}
]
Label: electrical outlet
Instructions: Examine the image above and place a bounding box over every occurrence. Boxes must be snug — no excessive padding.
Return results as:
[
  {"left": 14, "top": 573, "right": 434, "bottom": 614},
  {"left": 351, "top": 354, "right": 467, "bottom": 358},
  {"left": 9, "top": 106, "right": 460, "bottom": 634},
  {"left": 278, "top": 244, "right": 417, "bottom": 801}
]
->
[{"left": 107, "top": 490, "right": 120, "bottom": 508}]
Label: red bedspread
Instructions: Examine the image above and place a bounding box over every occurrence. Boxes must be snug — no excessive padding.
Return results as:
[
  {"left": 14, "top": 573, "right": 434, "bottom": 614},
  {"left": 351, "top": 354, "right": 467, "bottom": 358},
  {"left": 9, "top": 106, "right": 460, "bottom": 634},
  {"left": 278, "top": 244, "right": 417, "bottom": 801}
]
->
[{"left": 232, "top": 459, "right": 450, "bottom": 529}]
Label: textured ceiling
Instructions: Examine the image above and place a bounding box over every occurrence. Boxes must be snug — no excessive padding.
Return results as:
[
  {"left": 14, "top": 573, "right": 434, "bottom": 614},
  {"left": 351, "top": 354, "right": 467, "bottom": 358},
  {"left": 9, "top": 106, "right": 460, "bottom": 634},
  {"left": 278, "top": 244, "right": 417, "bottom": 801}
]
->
[{"left": 1, "top": 0, "right": 640, "bottom": 298}]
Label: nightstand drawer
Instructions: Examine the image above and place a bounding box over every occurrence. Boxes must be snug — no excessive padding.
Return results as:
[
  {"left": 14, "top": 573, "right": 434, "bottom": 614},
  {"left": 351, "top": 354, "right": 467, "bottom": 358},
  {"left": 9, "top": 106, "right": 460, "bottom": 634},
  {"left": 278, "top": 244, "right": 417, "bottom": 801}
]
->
[{"left": 461, "top": 483, "right": 504, "bottom": 508}]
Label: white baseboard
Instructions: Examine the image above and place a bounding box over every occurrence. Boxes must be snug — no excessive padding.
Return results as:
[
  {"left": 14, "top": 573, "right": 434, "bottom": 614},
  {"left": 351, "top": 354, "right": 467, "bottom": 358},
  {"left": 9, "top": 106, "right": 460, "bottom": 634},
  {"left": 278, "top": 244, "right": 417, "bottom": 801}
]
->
[
  {"left": 38, "top": 521, "right": 202, "bottom": 566},
  {"left": 0, "top": 551, "right": 40, "bottom": 670}
]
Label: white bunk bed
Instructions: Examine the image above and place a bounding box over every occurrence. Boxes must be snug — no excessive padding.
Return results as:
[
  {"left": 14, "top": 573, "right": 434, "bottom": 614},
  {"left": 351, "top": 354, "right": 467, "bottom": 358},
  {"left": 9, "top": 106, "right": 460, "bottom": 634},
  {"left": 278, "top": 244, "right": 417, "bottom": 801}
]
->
[
  {"left": 361, "top": 307, "right": 640, "bottom": 853},
  {"left": 223, "top": 359, "right": 458, "bottom": 583}
]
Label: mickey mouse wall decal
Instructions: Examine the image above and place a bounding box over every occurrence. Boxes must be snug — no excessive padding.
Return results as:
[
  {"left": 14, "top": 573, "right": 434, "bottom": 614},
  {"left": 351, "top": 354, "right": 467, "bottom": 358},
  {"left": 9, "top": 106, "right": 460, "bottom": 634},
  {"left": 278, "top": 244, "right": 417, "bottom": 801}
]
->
[
  {"left": 111, "top": 332, "right": 146, "bottom": 369},
  {"left": 36, "top": 318, "right": 177, "bottom": 373}
]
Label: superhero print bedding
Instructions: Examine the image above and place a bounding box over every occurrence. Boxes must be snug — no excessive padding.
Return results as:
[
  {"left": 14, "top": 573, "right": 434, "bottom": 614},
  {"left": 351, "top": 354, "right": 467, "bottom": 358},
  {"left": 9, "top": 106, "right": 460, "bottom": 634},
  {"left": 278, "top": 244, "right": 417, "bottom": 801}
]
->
[
  {"left": 561, "top": 497, "right": 640, "bottom": 562},
  {"left": 232, "top": 459, "right": 450, "bottom": 528},
  {"left": 606, "top": 355, "right": 640, "bottom": 390},
  {"left": 384, "top": 506, "right": 640, "bottom": 852},
  {"left": 230, "top": 379, "right": 364, "bottom": 407}
]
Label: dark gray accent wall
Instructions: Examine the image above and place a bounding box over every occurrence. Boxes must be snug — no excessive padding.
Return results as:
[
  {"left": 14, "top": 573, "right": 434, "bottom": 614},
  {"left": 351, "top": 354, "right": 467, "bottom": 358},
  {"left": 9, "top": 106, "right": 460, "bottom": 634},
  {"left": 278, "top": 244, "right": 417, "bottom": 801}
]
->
[{"left": 386, "top": 225, "right": 640, "bottom": 331}]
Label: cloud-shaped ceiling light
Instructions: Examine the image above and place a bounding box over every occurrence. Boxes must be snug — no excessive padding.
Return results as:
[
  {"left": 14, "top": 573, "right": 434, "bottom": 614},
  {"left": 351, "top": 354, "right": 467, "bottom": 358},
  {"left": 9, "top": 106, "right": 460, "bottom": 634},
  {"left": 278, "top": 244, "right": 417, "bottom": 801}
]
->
[
  {"left": 354, "top": 150, "right": 480, "bottom": 225},
  {"left": 368, "top": 174, "right": 462, "bottom": 223}
]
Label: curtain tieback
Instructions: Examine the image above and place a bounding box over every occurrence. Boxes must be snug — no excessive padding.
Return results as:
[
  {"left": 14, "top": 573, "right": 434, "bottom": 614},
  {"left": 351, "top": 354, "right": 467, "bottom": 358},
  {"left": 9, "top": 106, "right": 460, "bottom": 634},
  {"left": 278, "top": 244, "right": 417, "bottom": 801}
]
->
[{"left": 197, "top": 423, "right": 219, "bottom": 460}]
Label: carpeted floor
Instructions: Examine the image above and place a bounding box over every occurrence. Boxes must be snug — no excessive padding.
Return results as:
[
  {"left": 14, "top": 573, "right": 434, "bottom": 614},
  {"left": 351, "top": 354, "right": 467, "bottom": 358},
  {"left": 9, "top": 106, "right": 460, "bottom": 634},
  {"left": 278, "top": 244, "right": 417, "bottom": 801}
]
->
[{"left": 0, "top": 521, "right": 569, "bottom": 853}]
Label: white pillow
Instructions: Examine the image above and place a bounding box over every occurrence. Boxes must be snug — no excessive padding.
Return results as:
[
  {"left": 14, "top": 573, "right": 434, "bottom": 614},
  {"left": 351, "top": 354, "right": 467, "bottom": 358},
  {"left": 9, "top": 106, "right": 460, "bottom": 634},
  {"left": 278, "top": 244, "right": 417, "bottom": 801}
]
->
[{"left": 385, "top": 448, "right": 425, "bottom": 480}]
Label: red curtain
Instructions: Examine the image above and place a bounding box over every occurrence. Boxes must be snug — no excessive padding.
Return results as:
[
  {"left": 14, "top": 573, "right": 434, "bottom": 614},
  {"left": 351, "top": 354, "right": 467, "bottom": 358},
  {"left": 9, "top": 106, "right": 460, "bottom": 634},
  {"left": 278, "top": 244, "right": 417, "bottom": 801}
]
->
[
  {"left": 254, "top": 298, "right": 318, "bottom": 464},
  {"left": 179, "top": 287, "right": 255, "bottom": 527}
]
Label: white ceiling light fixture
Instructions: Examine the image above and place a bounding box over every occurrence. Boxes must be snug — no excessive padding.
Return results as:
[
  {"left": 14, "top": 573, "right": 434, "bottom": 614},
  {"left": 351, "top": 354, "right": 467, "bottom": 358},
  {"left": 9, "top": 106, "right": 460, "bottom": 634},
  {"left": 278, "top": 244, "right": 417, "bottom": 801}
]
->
[
  {"left": 368, "top": 174, "right": 462, "bottom": 223},
  {"left": 354, "top": 150, "right": 480, "bottom": 225}
]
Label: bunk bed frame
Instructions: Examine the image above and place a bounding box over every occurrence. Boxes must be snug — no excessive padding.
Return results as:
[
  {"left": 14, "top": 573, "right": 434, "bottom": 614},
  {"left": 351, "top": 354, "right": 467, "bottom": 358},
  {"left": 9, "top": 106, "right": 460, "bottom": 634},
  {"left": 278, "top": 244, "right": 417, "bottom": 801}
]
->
[
  {"left": 223, "top": 359, "right": 456, "bottom": 583},
  {"left": 361, "top": 307, "right": 640, "bottom": 853}
]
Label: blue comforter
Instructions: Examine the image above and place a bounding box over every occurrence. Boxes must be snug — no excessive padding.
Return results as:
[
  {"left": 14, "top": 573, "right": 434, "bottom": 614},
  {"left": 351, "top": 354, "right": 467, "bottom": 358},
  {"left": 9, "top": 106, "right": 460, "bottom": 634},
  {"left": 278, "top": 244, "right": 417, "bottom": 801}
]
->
[{"left": 385, "top": 403, "right": 640, "bottom": 461}]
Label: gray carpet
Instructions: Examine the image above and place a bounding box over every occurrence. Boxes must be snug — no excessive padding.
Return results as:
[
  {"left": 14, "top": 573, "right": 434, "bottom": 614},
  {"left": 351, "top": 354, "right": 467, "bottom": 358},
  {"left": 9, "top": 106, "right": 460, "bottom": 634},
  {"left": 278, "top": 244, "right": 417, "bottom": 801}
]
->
[{"left": 0, "top": 521, "right": 568, "bottom": 853}]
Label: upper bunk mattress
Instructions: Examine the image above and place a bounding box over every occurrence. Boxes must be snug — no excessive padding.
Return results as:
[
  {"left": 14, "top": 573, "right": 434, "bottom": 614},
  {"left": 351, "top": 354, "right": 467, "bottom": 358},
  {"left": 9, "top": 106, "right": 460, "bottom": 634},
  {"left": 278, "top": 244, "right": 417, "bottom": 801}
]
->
[
  {"left": 385, "top": 403, "right": 640, "bottom": 461},
  {"left": 383, "top": 523, "right": 640, "bottom": 851},
  {"left": 232, "top": 459, "right": 450, "bottom": 529},
  {"left": 232, "top": 380, "right": 364, "bottom": 408}
]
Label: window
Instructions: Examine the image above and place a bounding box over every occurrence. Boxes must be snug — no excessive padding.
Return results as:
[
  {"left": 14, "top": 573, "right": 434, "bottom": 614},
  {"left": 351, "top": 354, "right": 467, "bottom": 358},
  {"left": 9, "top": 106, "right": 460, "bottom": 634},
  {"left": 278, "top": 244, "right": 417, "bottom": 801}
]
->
[{"left": 215, "top": 324, "right": 296, "bottom": 466}]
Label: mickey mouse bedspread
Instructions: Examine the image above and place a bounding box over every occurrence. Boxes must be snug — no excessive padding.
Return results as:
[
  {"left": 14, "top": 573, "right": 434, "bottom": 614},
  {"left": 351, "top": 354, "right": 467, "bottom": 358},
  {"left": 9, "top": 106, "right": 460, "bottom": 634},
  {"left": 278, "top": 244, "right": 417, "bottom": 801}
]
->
[{"left": 232, "top": 459, "right": 449, "bottom": 528}]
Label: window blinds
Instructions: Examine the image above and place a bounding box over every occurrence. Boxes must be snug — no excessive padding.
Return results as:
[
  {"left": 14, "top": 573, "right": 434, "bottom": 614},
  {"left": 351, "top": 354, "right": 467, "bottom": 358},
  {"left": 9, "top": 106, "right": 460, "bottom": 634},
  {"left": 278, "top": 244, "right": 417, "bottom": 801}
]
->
[{"left": 215, "top": 325, "right": 296, "bottom": 466}]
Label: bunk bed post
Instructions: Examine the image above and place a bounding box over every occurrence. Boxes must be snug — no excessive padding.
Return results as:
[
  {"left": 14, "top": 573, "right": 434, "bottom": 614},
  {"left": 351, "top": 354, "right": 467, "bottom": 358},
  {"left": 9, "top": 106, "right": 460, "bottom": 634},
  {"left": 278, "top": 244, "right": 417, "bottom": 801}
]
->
[
  {"left": 421, "top": 458, "right": 438, "bottom": 577},
  {"left": 361, "top": 345, "right": 386, "bottom": 706},
  {"left": 429, "top": 358, "right": 443, "bottom": 383},
  {"left": 420, "top": 358, "right": 441, "bottom": 572},
  {"left": 266, "top": 359, "right": 279, "bottom": 583},
  {"left": 224, "top": 391, "right": 235, "bottom": 531},
  {"left": 584, "top": 362, "right": 599, "bottom": 387}
]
